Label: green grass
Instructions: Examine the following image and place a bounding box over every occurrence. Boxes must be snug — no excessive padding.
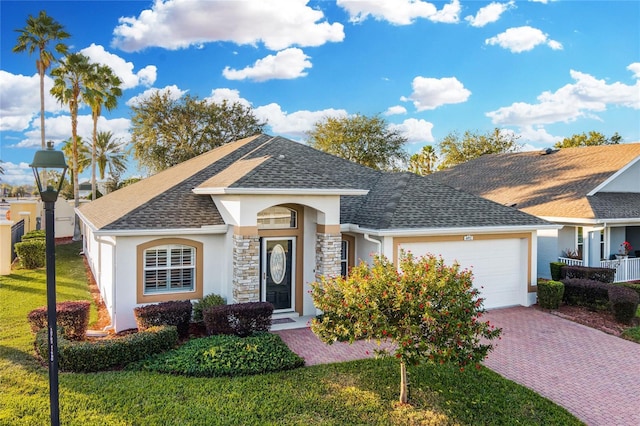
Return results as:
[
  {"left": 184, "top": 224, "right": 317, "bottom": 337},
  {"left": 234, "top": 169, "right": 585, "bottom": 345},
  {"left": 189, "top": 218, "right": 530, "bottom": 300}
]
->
[{"left": 0, "top": 242, "right": 584, "bottom": 425}]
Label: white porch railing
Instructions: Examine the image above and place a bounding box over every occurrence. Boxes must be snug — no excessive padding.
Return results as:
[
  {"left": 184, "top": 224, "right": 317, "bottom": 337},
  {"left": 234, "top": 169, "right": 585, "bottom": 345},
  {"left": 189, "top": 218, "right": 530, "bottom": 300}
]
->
[{"left": 558, "top": 257, "right": 640, "bottom": 283}]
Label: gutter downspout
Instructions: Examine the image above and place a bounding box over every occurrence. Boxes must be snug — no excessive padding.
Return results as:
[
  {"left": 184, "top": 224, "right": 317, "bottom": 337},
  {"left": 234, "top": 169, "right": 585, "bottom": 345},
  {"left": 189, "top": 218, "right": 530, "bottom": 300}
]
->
[
  {"left": 95, "top": 234, "right": 116, "bottom": 332},
  {"left": 364, "top": 233, "right": 382, "bottom": 256}
]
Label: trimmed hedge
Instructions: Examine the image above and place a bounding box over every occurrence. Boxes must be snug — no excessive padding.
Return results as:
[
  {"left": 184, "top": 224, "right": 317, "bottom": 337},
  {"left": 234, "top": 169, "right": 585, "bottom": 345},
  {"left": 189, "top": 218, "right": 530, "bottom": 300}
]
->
[
  {"left": 27, "top": 301, "right": 91, "bottom": 340},
  {"left": 203, "top": 302, "right": 273, "bottom": 337},
  {"left": 561, "top": 278, "right": 610, "bottom": 309},
  {"left": 35, "top": 325, "right": 178, "bottom": 372},
  {"left": 549, "top": 262, "right": 565, "bottom": 281},
  {"left": 537, "top": 280, "right": 564, "bottom": 309},
  {"left": 608, "top": 286, "right": 640, "bottom": 324},
  {"left": 21, "top": 230, "right": 45, "bottom": 240},
  {"left": 134, "top": 300, "right": 192, "bottom": 338},
  {"left": 193, "top": 293, "right": 226, "bottom": 322},
  {"left": 561, "top": 265, "right": 615, "bottom": 283},
  {"left": 14, "top": 238, "right": 45, "bottom": 269},
  {"left": 617, "top": 282, "right": 640, "bottom": 299}
]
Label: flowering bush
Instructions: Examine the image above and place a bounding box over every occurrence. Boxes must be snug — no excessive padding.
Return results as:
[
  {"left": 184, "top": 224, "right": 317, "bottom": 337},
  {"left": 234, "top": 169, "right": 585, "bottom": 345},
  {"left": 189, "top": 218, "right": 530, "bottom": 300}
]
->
[
  {"left": 620, "top": 241, "right": 633, "bottom": 255},
  {"left": 310, "top": 252, "right": 501, "bottom": 403}
]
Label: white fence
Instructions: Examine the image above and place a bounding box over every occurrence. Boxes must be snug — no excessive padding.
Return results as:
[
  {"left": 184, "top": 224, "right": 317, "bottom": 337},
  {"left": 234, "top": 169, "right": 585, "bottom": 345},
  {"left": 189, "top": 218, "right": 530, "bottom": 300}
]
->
[{"left": 558, "top": 257, "right": 640, "bottom": 282}]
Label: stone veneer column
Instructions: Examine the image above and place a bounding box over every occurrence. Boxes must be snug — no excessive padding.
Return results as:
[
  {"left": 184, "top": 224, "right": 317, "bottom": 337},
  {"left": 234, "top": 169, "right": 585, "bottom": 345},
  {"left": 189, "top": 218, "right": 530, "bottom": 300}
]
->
[
  {"left": 232, "top": 233, "right": 260, "bottom": 303},
  {"left": 315, "top": 232, "right": 342, "bottom": 281}
]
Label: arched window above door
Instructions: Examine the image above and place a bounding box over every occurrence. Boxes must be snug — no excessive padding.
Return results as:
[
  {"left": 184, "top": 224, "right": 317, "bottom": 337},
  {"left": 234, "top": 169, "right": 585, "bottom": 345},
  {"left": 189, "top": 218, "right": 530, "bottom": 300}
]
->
[{"left": 257, "top": 206, "right": 297, "bottom": 229}]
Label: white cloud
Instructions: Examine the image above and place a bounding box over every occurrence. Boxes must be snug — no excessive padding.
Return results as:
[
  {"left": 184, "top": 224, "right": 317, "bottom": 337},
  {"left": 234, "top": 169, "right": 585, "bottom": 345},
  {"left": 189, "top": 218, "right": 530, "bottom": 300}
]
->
[
  {"left": 205, "top": 88, "right": 252, "bottom": 108},
  {"left": 337, "top": 0, "right": 460, "bottom": 25},
  {"left": 0, "top": 161, "right": 34, "bottom": 186},
  {"left": 222, "top": 48, "right": 312, "bottom": 82},
  {"left": 485, "top": 26, "right": 562, "bottom": 53},
  {"left": 126, "top": 85, "right": 187, "bottom": 107},
  {"left": 385, "top": 105, "right": 407, "bottom": 116},
  {"left": 486, "top": 67, "right": 640, "bottom": 126},
  {"left": 465, "top": 1, "right": 514, "bottom": 28},
  {"left": 401, "top": 76, "right": 471, "bottom": 111},
  {"left": 628, "top": 62, "right": 640, "bottom": 79},
  {"left": 389, "top": 118, "right": 434, "bottom": 142},
  {"left": 254, "top": 103, "right": 348, "bottom": 137},
  {"left": 112, "top": 0, "right": 344, "bottom": 52},
  {"left": 80, "top": 43, "right": 157, "bottom": 89},
  {"left": 0, "top": 71, "right": 65, "bottom": 132},
  {"left": 14, "top": 115, "right": 130, "bottom": 149},
  {"left": 516, "top": 125, "right": 560, "bottom": 147}
]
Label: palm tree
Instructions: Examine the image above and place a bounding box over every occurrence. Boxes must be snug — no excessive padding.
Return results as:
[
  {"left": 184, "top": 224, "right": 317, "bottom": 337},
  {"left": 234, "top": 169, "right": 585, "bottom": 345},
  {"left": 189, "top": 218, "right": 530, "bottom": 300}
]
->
[
  {"left": 95, "top": 131, "right": 127, "bottom": 182},
  {"left": 408, "top": 145, "right": 439, "bottom": 175},
  {"left": 13, "top": 11, "right": 70, "bottom": 150},
  {"left": 85, "top": 64, "right": 122, "bottom": 200},
  {"left": 50, "top": 52, "right": 92, "bottom": 240},
  {"left": 62, "top": 136, "right": 91, "bottom": 178}
]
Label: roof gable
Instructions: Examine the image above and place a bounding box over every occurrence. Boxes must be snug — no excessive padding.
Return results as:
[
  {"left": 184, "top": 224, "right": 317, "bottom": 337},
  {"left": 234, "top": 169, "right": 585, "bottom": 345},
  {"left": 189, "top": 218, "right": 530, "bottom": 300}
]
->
[{"left": 432, "top": 143, "right": 640, "bottom": 219}]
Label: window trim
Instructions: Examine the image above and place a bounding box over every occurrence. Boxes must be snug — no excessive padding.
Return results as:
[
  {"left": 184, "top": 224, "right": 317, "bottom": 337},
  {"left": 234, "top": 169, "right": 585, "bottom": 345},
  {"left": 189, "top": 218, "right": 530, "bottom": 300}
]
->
[{"left": 136, "top": 238, "right": 203, "bottom": 304}]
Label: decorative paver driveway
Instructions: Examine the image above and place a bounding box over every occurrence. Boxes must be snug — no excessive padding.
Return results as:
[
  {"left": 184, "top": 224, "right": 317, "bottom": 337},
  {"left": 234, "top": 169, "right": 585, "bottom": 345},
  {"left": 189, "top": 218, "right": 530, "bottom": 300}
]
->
[{"left": 274, "top": 306, "right": 640, "bottom": 426}]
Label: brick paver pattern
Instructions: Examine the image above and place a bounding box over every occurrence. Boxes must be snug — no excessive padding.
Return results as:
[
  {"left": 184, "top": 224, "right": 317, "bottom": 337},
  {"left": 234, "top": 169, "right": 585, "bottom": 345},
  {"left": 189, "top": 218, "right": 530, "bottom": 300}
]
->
[{"left": 275, "top": 306, "right": 640, "bottom": 426}]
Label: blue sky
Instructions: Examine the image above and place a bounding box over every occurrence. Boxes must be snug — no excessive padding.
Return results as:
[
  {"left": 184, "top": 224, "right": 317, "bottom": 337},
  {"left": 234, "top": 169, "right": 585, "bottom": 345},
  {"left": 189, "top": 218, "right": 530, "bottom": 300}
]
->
[{"left": 1, "top": 0, "right": 639, "bottom": 185}]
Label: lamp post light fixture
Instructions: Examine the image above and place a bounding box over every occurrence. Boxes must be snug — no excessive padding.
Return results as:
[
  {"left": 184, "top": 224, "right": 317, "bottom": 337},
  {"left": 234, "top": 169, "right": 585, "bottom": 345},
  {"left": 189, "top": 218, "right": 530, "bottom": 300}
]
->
[{"left": 30, "top": 141, "right": 68, "bottom": 426}]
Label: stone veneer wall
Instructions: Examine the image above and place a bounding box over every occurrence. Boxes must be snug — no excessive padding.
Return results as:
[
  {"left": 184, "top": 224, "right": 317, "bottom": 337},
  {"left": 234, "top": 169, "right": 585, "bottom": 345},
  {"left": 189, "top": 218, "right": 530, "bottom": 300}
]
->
[
  {"left": 232, "top": 234, "right": 260, "bottom": 303},
  {"left": 315, "top": 232, "right": 342, "bottom": 281}
]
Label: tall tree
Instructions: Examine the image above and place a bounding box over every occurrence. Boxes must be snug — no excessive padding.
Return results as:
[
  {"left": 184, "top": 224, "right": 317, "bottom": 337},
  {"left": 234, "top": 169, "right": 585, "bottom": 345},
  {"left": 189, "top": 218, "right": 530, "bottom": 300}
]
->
[
  {"left": 84, "top": 64, "right": 122, "bottom": 200},
  {"left": 306, "top": 114, "right": 408, "bottom": 171},
  {"left": 554, "top": 131, "right": 622, "bottom": 148},
  {"left": 50, "top": 53, "right": 92, "bottom": 239},
  {"left": 311, "top": 253, "right": 501, "bottom": 403},
  {"left": 408, "top": 145, "right": 438, "bottom": 175},
  {"left": 130, "top": 91, "right": 265, "bottom": 174},
  {"left": 438, "top": 128, "right": 521, "bottom": 170},
  {"left": 61, "top": 136, "right": 91, "bottom": 179},
  {"left": 95, "top": 131, "right": 127, "bottom": 181},
  {"left": 13, "top": 10, "right": 70, "bottom": 149}
]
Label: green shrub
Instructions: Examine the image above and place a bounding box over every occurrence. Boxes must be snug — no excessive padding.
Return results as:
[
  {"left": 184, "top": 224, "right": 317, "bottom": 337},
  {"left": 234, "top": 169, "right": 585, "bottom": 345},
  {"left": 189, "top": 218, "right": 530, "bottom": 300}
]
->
[
  {"left": 134, "top": 300, "right": 192, "bottom": 338},
  {"left": 549, "top": 262, "right": 565, "bottom": 281},
  {"left": 21, "top": 230, "right": 45, "bottom": 240},
  {"left": 561, "top": 265, "right": 615, "bottom": 283},
  {"left": 192, "top": 293, "right": 226, "bottom": 322},
  {"left": 537, "top": 280, "right": 564, "bottom": 309},
  {"left": 617, "top": 282, "right": 640, "bottom": 299},
  {"left": 131, "top": 332, "right": 303, "bottom": 377},
  {"left": 608, "top": 286, "right": 639, "bottom": 324},
  {"left": 35, "top": 326, "right": 178, "bottom": 372},
  {"left": 28, "top": 301, "right": 91, "bottom": 340},
  {"left": 14, "top": 238, "right": 45, "bottom": 269},
  {"left": 203, "top": 302, "right": 273, "bottom": 337},
  {"left": 561, "top": 278, "right": 610, "bottom": 310}
]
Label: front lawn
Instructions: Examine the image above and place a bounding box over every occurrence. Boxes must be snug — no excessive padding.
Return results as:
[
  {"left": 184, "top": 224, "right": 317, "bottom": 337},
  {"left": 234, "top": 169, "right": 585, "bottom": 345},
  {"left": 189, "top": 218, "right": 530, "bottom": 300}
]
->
[{"left": 0, "top": 242, "right": 583, "bottom": 425}]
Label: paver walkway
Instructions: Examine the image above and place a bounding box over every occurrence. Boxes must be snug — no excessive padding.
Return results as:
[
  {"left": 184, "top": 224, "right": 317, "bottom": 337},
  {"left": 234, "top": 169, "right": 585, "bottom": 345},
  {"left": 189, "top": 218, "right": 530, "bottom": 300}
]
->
[{"left": 274, "top": 306, "right": 640, "bottom": 426}]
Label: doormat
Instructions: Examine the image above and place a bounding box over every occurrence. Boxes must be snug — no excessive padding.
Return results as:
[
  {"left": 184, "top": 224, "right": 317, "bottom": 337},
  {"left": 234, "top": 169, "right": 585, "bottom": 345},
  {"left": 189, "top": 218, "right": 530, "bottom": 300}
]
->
[{"left": 272, "top": 318, "right": 295, "bottom": 325}]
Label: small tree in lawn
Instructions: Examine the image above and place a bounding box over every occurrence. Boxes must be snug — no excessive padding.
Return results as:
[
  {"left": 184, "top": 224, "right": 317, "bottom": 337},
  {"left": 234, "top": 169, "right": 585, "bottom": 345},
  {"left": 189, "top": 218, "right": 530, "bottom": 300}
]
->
[{"left": 310, "top": 252, "right": 502, "bottom": 404}]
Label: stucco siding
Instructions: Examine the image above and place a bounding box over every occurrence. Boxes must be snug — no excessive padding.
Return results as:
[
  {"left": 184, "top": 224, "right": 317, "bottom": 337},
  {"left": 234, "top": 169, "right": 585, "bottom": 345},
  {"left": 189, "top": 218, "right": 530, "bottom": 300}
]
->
[{"left": 537, "top": 228, "right": 559, "bottom": 279}]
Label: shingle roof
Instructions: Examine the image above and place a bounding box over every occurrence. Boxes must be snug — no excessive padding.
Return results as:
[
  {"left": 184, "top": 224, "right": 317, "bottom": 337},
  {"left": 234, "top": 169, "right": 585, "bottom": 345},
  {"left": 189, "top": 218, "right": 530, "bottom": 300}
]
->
[
  {"left": 79, "top": 134, "right": 549, "bottom": 232},
  {"left": 431, "top": 143, "right": 640, "bottom": 219}
]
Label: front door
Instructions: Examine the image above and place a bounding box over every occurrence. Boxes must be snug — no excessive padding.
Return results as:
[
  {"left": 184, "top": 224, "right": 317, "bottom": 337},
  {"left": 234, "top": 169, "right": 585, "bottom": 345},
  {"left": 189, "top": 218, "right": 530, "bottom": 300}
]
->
[{"left": 262, "top": 237, "right": 295, "bottom": 312}]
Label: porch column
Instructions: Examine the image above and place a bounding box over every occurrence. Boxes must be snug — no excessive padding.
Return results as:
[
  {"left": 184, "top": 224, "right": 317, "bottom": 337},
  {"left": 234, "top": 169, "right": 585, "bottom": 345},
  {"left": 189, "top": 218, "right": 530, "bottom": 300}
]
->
[
  {"left": 232, "top": 228, "right": 260, "bottom": 303},
  {"left": 315, "top": 224, "right": 342, "bottom": 281},
  {"left": 0, "top": 220, "right": 13, "bottom": 275}
]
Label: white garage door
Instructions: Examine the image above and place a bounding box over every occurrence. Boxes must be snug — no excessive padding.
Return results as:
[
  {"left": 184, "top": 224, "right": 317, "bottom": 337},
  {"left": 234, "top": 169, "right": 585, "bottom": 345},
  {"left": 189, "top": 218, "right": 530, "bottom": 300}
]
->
[{"left": 398, "top": 238, "right": 526, "bottom": 309}]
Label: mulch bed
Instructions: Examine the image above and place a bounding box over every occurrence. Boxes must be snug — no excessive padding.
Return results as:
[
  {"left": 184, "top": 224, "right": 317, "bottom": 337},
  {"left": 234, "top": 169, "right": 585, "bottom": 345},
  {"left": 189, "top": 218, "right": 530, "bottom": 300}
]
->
[{"left": 538, "top": 304, "right": 639, "bottom": 337}]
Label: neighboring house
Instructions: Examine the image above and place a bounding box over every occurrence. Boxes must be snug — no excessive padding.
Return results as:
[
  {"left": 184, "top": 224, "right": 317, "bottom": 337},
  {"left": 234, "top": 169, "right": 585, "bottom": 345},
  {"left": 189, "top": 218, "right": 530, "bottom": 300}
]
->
[
  {"left": 431, "top": 143, "right": 640, "bottom": 282},
  {"left": 77, "top": 134, "right": 555, "bottom": 332}
]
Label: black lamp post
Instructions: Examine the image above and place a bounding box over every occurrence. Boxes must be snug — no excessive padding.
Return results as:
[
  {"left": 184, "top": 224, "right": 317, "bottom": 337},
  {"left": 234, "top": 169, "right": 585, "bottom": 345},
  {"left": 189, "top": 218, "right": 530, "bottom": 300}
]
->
[{"left": 30, "top": 141, "right": 68, "bottom": 426}]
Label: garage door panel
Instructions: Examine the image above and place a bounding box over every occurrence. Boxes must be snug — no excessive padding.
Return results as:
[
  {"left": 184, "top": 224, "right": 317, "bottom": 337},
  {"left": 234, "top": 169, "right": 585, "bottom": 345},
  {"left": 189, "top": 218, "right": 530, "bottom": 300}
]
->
[{"left": 398, "top": 239, "right": 525, "bottom": 308}]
